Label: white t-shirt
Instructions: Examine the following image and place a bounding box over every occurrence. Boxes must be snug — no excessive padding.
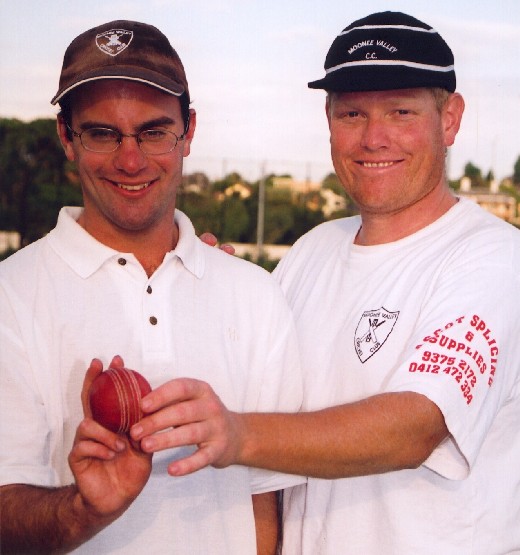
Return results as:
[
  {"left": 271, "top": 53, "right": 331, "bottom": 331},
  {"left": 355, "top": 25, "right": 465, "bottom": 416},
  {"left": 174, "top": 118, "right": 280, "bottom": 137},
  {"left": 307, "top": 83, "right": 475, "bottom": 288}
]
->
[
  {"left": 0, "top": 207, "right": 303, "bottom": 554},
  {"left": 274, "top": 198, "right": 520, "bottom": 555}
]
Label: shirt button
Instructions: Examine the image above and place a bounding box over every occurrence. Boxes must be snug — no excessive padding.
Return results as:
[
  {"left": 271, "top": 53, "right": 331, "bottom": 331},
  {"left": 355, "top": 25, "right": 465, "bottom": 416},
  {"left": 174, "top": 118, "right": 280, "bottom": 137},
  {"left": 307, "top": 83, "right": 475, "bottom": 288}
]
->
[
  {"left": 118, "top": 258, "right": 127, "bottom": 266},
  {"left": 149, "top": 316, "right": 158, "bottom": 325},
  {"left": 147, "top": 285, "right": 152, "bottom": 294}
]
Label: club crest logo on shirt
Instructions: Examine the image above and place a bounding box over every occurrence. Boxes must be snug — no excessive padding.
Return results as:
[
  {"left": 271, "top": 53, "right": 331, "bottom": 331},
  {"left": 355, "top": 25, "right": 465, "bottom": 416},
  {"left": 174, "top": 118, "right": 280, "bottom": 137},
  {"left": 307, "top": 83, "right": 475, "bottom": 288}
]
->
[
  {"left": 354, "top": 307, "right": 399, "bottom": 363},
  {"left": 96, "top": 29, "right": 133, "bottom": 56}
]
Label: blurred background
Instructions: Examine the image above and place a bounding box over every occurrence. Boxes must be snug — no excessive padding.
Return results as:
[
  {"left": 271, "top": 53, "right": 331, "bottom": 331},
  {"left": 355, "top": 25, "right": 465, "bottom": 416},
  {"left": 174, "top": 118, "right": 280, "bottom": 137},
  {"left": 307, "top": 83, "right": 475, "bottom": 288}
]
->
[{"left": 1, "top": 0, "right": 519, "bottom": 266}]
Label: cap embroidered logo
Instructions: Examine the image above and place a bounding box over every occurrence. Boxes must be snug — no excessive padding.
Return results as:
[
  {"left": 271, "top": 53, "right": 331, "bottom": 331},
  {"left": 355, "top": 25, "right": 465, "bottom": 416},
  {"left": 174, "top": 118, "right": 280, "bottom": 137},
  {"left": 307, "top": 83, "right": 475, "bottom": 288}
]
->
[{"left": 96, "top": 29, "right": 133, "bottom": 57}]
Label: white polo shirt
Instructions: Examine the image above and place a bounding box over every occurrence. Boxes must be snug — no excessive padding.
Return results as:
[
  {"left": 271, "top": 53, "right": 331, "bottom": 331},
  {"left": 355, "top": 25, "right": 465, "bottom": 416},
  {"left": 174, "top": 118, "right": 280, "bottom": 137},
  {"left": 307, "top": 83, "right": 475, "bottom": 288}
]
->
[{"left": 0, "top": 207, "right": 304, "bottom": 554}]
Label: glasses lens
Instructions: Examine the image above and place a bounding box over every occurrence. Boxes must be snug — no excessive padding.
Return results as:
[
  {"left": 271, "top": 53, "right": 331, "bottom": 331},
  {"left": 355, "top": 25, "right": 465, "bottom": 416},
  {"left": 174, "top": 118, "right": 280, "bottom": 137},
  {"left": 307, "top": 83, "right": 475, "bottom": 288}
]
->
[
  {"left": 82, "top": 128, "right": 119, "bottom": 153},
  {"left": 77, "top": 128, "right": 180, "bottom": 154},
  {"left": 139, "top": 130, "right": 178, "bottom": 154}
]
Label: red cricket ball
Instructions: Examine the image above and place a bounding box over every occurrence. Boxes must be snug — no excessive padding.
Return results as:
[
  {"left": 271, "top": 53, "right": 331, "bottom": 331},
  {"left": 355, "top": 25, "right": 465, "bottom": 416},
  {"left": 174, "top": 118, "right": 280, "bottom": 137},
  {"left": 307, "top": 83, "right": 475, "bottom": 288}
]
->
[{"left": 88, "top": 367, "right": 152, "bottom": 434}]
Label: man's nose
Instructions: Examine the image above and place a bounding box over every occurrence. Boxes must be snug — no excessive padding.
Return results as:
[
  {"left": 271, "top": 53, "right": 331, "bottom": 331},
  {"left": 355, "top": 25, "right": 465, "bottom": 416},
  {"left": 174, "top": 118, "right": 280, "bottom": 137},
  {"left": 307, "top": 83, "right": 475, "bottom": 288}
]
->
[
  {"left": 359, "top": 118, "right": 391, "bottom": 150},
  {"left": 112, "top": 135, "right": 148, "bottom": 173}
]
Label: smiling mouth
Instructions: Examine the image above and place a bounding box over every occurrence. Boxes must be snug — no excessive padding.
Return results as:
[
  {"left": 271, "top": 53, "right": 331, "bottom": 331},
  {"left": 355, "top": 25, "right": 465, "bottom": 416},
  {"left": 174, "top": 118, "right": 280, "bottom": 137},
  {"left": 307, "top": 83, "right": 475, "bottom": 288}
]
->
[
  {"left": 116, "top": 182, "right": 151, "bottom": 191},
  {"left": 360, "top": 161, "right": 397, "bottom": 168}
]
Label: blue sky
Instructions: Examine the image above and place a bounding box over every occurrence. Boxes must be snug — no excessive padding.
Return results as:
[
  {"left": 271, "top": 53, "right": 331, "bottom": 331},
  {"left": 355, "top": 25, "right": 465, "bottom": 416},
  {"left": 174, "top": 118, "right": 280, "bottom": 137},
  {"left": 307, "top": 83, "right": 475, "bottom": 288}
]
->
[{"left": 1, "top": 0, "right": 519, "bottom": 182}]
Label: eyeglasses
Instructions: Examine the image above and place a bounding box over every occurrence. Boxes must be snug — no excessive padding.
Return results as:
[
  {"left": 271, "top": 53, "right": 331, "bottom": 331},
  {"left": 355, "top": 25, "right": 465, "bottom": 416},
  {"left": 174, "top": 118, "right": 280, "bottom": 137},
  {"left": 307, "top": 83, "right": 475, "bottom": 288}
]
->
[{"left": 66, "top": 124, "right": 185, "bottom": 155}]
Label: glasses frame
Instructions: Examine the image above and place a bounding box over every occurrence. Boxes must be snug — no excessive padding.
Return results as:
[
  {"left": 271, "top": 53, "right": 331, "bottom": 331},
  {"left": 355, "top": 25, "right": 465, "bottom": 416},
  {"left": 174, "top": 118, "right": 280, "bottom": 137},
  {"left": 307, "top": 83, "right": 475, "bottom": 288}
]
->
[{"left": 66, "top": 123, "right": 186, "bottom": 155}]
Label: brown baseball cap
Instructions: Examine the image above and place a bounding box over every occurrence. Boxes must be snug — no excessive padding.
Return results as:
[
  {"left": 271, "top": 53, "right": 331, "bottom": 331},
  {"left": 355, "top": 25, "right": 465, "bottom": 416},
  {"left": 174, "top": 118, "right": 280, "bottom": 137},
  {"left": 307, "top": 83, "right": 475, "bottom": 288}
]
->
[{"left": 51, "top": 20, "right": 190, "bottom": 110}]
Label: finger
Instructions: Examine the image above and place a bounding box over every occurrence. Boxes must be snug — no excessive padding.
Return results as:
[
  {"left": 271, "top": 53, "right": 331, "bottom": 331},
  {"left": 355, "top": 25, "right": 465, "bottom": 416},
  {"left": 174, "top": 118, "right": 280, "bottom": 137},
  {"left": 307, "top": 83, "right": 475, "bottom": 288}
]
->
[
  {"left": 75, "top": 418, "right": 126, "bottom": 450},
  {"left": 199, "top": 232, "right": 218, "bottom": 247},
  {"left": 140, "top": 377, "right": 211, "bottom": 414},
  {"left": 219, "top": 244, "right": 235, "bottom": 255},
  {"left": 131, "top": 397, "right": 206, "bottom": 445},
  {"left": 81, "top": 359, "right": 104, "bottom": 417},
  {"left": 137, "top": 419, "right": 206, "bottom": 452},
  {"left": 71, "top": 419, "right": 126, "bottom": 461},
  {"left": 109, "top": 354, "right": 125, "bottom": 369},
  {"left": 167, "top": 452, "right": 211, "bottom": 476},
  {"left": 134, "top": 381, "right": 225, "bottom": 442},
  {"left": 69, "top": 437, "right": 122, "bottom": 463},
  {"left": 167, "top": 447, "right": 216, "bottom": 476}
]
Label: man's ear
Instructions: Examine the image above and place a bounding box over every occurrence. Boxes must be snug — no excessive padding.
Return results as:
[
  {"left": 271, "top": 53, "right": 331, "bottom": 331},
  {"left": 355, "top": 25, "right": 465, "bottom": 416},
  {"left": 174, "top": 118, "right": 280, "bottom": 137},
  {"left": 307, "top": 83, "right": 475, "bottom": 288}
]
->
[
  {"left": 325, "top": 95, "right": 333, "bottom": 131},
  {"left": 442, "top": 93, "right": 465, "bottom": 148},
  {"left": 182, "top": 108, "right": 196, "bottom": 158},
  {"left": 56, "top": 115, "right": 76, "bottom": 162}
]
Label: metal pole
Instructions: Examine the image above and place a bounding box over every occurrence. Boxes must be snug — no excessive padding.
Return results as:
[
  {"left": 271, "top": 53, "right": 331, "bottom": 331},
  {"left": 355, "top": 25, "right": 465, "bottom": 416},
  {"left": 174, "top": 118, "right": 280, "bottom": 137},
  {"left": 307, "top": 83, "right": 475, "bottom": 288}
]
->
[{"left": 256, "top": 161, "right": 266, "bottom": 261}]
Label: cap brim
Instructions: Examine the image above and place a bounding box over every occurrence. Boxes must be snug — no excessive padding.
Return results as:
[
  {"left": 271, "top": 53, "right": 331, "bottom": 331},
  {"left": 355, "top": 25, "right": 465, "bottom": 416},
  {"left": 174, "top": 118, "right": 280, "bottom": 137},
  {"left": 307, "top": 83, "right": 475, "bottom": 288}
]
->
[
  {"left": 308, "top": 65, "right": 455, "bottom": 93},
  {"left": 51, "top": 66, "right": 186, "bottom": 105}
]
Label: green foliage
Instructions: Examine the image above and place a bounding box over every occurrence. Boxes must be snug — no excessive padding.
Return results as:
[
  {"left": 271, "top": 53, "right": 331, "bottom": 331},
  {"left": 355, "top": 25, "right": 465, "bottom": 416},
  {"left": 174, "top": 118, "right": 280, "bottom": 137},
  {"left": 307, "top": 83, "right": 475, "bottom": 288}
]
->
[
  {"left": 0, "top": 118, "right": 82, "bottom": 246},
  {"left": 500, "top": 183, "right": 520, "bottom": 203},
  {"left": 449, "top": 179, "right": 461, "bottom": 191},
  {"left": 464, "top": 161, "right": 482, "bottom": 179},
  {"left": 513, "top": 155, "right": 520, "bottom": 186},
  {"left": 463, "top": 161, "right": 485, "bottom": 188},
  {"left": 215, "top": 194, "right": 249, "bottom": 242},
  {"left": 176, "top": 191, "right": 222, "bottom": 236},
  {"left": 322, "top": 172, "right": 344, "bottom": 196},
  {"left": 212, "top": 172, "right": 245, "bottom": 192},
  {"left": 0, "top": 247, "right": 17, "bottom": 261},
  {"left": 242, "top": 253, "right": 279, "bottom": 273},
  {"left": 6, "top": 117, "right": 516, "bottom": 263}
]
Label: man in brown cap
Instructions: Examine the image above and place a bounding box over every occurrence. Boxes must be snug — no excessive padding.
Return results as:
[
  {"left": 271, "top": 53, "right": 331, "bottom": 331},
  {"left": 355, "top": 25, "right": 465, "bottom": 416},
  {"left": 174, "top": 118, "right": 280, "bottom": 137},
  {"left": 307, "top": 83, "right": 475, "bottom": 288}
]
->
[
  {"left": 132, "top": 12, "right": 520, "bottom": 554},
  {"left": 0, "top": 20, "right": 303, "bottom": 554}
]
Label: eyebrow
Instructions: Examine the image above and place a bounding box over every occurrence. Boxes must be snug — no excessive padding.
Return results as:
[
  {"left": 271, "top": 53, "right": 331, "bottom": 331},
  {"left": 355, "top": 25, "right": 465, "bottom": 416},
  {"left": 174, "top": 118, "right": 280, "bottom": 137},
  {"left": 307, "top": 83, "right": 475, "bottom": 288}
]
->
[{"left": 78, "top": 116, "right": 177, "bottom": 132}]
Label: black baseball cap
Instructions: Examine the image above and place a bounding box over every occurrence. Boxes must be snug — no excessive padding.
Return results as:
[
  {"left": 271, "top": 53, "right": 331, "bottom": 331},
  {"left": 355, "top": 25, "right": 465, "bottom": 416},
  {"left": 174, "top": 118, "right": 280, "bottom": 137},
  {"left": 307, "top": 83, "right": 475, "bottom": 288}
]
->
[{"left": 308, "top": 11, "right": 456, "bottom": 93}]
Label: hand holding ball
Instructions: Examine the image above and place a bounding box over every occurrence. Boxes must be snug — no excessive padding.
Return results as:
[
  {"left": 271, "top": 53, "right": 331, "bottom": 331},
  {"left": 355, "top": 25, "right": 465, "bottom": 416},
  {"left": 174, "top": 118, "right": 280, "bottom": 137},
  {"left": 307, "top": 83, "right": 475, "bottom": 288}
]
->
[{"left": 89, "top": 367, "right": 151, "bottom": 434}]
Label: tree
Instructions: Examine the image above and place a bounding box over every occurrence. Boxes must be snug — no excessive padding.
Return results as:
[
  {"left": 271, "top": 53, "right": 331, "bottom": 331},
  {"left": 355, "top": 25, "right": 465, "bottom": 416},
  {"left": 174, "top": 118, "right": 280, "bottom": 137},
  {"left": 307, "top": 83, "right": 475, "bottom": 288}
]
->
[
  {"left": 321, "top": 172, "right": 344, "bottom": 196},
  {"left": 181, "top": 171, "right": 211, "bottom": 192},
  {"left": 282, "top": 203, "right": 325, "bottom": 244},
  {"left": 219, "top": 193, "right": 250, "bottom": 242},
  {"left": 513, "top": 155, "right": 520, "bottom": 186},
  {"left": 177, "top": 190, "right": 221, "bottom": 236},
  {"left": 0, "top": 118, "right": 82, "bottom": 246},
  {"left": 463, "top": 161, "right": 485, "bottom": 188},
  {"left": 212, "top": 171, "right": 245, "bottom": 193}
]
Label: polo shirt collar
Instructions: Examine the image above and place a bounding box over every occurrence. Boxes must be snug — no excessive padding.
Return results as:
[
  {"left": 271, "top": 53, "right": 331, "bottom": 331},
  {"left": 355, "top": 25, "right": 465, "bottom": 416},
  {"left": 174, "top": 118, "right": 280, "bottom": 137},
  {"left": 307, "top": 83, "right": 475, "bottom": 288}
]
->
[
  {"left": 48, "top": 207, "right": 117, "bottom": 278},
  {"left": 171, "top": 209, "right": 205, "bottom": 279},
  {"left": 48, "top": 207, "right": 205, "bottom": 279}
]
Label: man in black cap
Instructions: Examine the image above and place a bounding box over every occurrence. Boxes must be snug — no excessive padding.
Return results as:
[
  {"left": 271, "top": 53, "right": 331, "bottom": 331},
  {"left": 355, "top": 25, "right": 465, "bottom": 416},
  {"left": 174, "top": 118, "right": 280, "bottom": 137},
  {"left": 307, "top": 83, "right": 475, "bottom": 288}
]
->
[
  {"left": 133, "top": 12, "right": 520, "bottom": 554},
  {"left": 0, "top": 20, "right": 304, "bottom": 554}
]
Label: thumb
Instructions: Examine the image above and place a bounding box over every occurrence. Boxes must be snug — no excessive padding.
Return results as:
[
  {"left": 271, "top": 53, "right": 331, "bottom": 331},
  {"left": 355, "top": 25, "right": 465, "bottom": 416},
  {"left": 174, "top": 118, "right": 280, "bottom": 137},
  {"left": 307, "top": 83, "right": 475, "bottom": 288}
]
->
[{"left": 81, "top": 358, "right": 104, "bottom": 417}]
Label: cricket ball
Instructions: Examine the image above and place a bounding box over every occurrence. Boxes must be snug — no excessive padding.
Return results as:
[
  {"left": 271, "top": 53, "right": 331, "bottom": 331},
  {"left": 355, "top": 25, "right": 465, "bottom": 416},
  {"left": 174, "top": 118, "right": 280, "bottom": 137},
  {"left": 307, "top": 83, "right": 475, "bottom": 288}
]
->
[{"left": 88, "top": 367, "right": 152, "bottom": 434}]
